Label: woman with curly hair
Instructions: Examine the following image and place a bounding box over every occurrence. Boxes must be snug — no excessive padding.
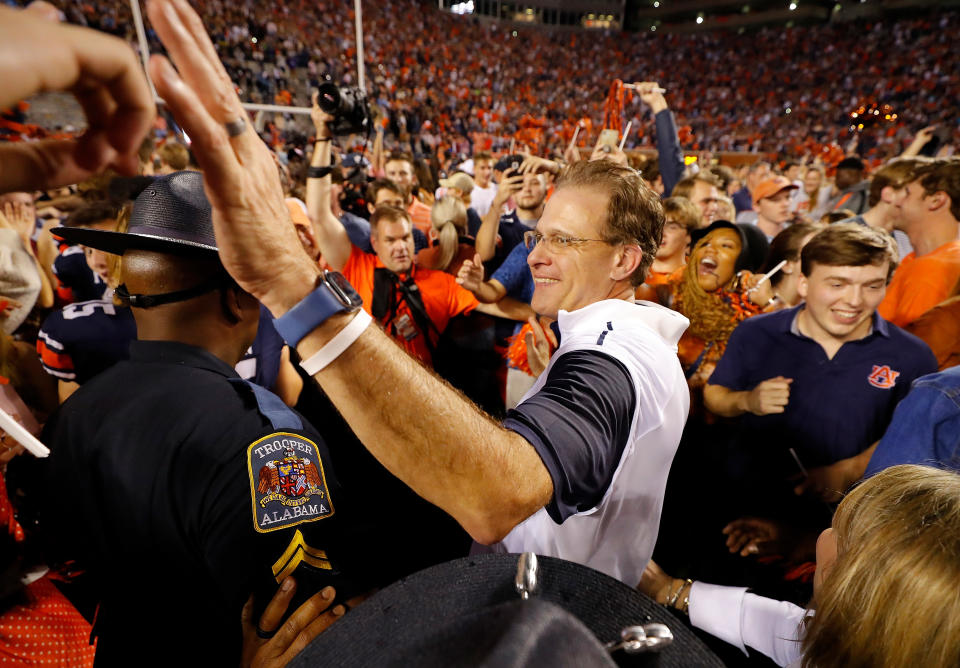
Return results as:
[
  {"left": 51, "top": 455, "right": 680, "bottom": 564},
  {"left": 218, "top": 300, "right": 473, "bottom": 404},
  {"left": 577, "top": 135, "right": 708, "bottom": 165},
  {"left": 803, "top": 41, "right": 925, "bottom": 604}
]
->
[{"left": 665, "top": 221, "right": 770, "bottom": 396}]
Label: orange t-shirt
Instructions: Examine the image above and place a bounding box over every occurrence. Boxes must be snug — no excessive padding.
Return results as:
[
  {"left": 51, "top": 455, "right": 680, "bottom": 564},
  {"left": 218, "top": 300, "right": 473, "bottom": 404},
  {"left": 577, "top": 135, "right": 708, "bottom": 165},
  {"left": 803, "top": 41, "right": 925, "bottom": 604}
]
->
[
  {"left": 343, "top": 246, "right": 479, "bottom": 365},
  {"left": 646, "top": 265, "right": 685, "bottom": 287},
  {"left": 407, "top": 198, "right": 433, "bottom": 237},
  {"left": 906, "top": 295, "right": 960, "bottom": 370},
  {"left": 878, "top": 240, "right": 960, "bottom": 327}
]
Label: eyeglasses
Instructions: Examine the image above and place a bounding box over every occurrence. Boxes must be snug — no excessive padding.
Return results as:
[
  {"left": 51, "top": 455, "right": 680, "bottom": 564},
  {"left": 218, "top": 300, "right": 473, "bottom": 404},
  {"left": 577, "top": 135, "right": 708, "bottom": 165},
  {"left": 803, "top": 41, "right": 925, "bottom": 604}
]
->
[{"left": 523, "top": 230, "right": 616, "bottom": 252}]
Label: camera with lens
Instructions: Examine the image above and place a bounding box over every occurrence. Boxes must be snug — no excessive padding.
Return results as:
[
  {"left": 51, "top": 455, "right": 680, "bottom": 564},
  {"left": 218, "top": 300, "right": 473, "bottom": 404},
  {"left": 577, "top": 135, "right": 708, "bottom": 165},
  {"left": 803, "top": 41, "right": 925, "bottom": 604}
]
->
[{"left": 316, "top": 82, "right": 370, "bottom": 136}]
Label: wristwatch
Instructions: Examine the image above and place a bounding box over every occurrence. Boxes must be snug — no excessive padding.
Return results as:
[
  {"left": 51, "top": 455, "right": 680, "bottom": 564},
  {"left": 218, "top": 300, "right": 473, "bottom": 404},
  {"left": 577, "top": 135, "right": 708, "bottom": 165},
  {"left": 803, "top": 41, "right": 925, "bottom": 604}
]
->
[{"left": 273, "top": 271, "right": 363, "bottom": 347}]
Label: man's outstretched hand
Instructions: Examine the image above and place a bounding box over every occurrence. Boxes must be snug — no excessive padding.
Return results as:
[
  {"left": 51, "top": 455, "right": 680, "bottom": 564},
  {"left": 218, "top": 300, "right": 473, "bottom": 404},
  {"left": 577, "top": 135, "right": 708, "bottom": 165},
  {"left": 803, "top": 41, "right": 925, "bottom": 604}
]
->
[{"left": 146, "top": 0, "right": 317, "bottom": 316}]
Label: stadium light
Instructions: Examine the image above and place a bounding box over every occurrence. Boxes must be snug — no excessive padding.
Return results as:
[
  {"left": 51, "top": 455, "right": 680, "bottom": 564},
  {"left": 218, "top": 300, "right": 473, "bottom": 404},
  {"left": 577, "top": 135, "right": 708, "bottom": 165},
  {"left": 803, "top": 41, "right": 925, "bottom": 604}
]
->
[
  {"left": 696, "top": 15, "right": 704, "bottom": 23},
  {"left": 653, "top": 1, "right": 659, "bottom": 6},
  {"left": 789, "top": 2, "right": 797, "bottom": 9}
]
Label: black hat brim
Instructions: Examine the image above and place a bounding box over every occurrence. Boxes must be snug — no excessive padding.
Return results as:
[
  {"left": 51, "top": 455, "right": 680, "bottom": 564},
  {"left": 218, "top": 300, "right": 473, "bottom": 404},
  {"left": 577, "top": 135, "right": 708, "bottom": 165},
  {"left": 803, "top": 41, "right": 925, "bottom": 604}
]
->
[
  {"left": 52, "top": 226, "right": 219, "bottom": 256},
  {"left": 290, "top": 553, "right": 723, "bottom": 667}
]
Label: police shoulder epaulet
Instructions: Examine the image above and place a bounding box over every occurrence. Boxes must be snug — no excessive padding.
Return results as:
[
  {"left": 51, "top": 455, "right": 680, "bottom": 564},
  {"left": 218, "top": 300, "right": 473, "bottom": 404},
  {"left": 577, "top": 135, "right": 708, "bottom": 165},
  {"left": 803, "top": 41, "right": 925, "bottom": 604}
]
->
[
  {"left": 247, "top": 431, "right": 335, "bottom": 533},
  {"left": 228, "top": 377, "right": 303, "bottom": 431}
]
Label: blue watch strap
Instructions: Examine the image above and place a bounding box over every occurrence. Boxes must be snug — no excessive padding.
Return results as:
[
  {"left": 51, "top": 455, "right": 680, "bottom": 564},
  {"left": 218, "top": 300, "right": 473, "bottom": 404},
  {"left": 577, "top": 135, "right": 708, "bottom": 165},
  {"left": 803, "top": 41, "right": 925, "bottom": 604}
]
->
[{"left": 273, "top": 279, "right": 353, "bottom": 348}]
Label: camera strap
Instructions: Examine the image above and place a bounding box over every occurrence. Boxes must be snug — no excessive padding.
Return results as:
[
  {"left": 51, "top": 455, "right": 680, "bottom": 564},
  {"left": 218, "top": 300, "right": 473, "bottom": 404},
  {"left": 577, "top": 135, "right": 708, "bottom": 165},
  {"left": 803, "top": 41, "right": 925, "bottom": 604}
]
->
[{"left": 371, "top": 268, "right": 440, "bottom": 354}]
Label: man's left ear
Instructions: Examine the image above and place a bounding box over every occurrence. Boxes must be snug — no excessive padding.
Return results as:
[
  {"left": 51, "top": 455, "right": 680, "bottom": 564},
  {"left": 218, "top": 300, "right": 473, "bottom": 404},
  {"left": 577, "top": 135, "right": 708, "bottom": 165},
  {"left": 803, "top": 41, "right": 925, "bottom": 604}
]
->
[
  {"left": 929, "top": 191, "right": 950, "bottom": 213},
  {"left": 611, "top": 244, "right": 644, "bottom": 282},
  {"left": 879, "top": 185, "right": 896, "bottom": 205}
]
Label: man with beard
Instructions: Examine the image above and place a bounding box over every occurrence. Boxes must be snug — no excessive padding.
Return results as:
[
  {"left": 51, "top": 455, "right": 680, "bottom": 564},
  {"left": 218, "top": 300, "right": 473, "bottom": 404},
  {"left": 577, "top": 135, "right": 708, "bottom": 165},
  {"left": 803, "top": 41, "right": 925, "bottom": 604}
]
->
[
  {"left": 879, "top": 159, "right": 960, "bottom": 327},
  {"left": 474, "top": 170, "right": 548, "bottom": 272}
]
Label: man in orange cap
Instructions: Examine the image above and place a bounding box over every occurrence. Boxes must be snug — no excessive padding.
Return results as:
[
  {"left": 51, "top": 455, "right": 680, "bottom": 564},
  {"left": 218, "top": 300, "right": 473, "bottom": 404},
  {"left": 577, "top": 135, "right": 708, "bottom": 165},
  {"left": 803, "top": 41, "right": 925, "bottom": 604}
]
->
[{"left": 752, "top": 176, "right": 798, "bottom": 240}]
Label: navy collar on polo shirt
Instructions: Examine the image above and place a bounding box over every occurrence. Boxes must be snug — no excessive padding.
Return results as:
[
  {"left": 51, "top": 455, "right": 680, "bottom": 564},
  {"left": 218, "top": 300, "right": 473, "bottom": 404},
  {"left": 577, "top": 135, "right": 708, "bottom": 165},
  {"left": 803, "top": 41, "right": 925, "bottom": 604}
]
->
[{"left": 784, "top": 304, "right": 889, "bottom": 348}]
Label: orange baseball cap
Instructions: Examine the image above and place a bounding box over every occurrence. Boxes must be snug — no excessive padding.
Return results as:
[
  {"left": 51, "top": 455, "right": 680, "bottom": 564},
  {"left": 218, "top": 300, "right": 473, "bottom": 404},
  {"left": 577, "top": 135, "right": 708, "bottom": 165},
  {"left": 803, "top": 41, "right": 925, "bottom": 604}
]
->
[{"left": 752, "top": 176, "right": 798, "bottom": 205}]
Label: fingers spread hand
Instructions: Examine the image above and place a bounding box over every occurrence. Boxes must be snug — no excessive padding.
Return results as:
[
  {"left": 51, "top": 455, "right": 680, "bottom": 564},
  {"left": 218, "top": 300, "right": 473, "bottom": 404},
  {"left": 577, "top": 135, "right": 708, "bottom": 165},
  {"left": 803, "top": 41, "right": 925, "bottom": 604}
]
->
[
  {"left": 147, "top": 55, "right": 242, "bottom": 202},
  {"left": 147, "top": 0, "right": 256, "bottom": 163}
]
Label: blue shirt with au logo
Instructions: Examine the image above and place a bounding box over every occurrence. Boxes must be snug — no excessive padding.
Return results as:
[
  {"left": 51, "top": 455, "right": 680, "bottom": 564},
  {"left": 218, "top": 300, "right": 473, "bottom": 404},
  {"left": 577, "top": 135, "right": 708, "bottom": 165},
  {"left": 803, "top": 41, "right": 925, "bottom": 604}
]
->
[{"left": 708, "top": 305, "right": 937, "bottom": 467}]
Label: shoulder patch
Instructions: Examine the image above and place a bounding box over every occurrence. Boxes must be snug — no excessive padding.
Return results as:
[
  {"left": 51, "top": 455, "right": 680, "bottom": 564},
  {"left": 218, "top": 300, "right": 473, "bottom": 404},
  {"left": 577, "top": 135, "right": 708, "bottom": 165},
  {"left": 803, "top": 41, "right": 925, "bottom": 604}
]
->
[{"left": 247, "top": 432, "right": 335, "bottom": 533}]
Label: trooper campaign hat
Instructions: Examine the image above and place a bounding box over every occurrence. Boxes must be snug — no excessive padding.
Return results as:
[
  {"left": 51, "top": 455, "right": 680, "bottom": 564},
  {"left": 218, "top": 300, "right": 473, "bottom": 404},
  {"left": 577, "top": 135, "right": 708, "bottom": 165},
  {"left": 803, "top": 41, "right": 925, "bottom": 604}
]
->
[
  {"left": 53, "top": 171, "right": 218, "bottom": 256},
  {"left": 52, "top": 171, "right": 233, "bottom": 309},
  {"left": 289, "top": 553, "right": 723, "bottom": 668}
]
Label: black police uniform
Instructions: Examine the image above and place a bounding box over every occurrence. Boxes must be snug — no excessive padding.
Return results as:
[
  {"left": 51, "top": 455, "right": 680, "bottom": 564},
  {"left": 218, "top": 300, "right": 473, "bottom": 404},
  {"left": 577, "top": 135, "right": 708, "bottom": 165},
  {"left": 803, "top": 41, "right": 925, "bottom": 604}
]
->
[{"left": 39, "top": 340, "right": 361, "bottom": 666}]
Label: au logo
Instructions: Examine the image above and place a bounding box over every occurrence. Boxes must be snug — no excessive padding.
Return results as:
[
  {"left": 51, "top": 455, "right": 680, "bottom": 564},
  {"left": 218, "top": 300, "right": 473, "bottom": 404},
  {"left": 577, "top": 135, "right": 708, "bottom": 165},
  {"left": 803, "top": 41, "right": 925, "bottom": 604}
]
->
[
  {"left": 247, "top": 432, "right": 334, "bottom": 533},
  {"left": 867, "top": 364, "right": 900, "bottom": 389}
]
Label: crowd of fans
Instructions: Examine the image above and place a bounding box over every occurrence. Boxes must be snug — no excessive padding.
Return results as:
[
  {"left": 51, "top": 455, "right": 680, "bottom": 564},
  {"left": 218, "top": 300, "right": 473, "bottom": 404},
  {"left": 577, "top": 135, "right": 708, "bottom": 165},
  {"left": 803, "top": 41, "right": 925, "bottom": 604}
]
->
[
  {"left": 6, "top": 0, "right": 959, "bottom": 165},
  {"left": 1, "top": 0, "right": 959, "bottom": 666}
]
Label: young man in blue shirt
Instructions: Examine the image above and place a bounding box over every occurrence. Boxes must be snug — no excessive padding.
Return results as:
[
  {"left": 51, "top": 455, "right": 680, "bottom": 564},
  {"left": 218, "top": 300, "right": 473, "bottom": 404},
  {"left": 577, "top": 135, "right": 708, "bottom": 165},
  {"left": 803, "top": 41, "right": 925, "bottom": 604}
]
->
[{"left": 705, "top": 224, "right": 937, "bottom": 509}]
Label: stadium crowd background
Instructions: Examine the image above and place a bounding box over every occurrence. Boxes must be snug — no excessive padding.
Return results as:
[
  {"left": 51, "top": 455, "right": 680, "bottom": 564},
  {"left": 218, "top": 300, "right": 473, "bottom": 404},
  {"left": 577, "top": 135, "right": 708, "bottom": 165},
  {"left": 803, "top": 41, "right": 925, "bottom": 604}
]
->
[{"left": 5, "top": 0, "right": 960, "bottom": 164}]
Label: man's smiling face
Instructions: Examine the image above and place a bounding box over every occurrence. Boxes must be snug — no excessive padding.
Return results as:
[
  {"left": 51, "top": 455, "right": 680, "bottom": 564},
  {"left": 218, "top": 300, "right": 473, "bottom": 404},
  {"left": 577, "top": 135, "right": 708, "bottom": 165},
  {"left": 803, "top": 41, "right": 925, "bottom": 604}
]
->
[{"left": 527, "top": 186, "right": 622, "bottom": 319}]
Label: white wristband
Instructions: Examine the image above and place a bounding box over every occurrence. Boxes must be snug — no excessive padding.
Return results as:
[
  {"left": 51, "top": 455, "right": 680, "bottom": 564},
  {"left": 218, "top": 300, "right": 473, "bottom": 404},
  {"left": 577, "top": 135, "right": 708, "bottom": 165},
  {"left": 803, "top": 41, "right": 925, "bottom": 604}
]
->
[{"left": 298, "top": 309, "right": 372, "bottom": 375}]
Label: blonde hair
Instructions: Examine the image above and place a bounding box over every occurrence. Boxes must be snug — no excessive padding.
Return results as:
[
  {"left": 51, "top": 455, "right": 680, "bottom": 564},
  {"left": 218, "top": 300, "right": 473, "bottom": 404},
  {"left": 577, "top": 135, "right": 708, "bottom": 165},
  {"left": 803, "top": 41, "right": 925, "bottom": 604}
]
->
[
  {"left": 715, "top": 196, "right": 736, "bottom": 224},
  {"left": 805, "top": 165, "right": 825, "bottom": 206},
  {"left": 803, "top": 465, "right": 960, "bottom": 668},
  {"left": 661, "top": 196, "right": 701, "bottom": 232},
  {"left": 428, "top": 196, "right": 467, "bottom": 272}
]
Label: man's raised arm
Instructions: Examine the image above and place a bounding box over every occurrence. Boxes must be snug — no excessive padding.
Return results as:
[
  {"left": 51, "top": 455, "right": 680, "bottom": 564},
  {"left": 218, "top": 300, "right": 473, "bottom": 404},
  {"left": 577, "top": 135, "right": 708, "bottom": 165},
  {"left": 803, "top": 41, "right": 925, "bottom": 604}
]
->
[
  {"left": 637, "top": 81, "right": 684, "bottom": 197},
  {"left": 304, "top": 94, "right": 352, "bottom": 272},
  {"left": 146, "top": 0, "right": 553, "bottom": 545},
  {"left": 475, "top": 170, "right": 523, "bottom": 261}
]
